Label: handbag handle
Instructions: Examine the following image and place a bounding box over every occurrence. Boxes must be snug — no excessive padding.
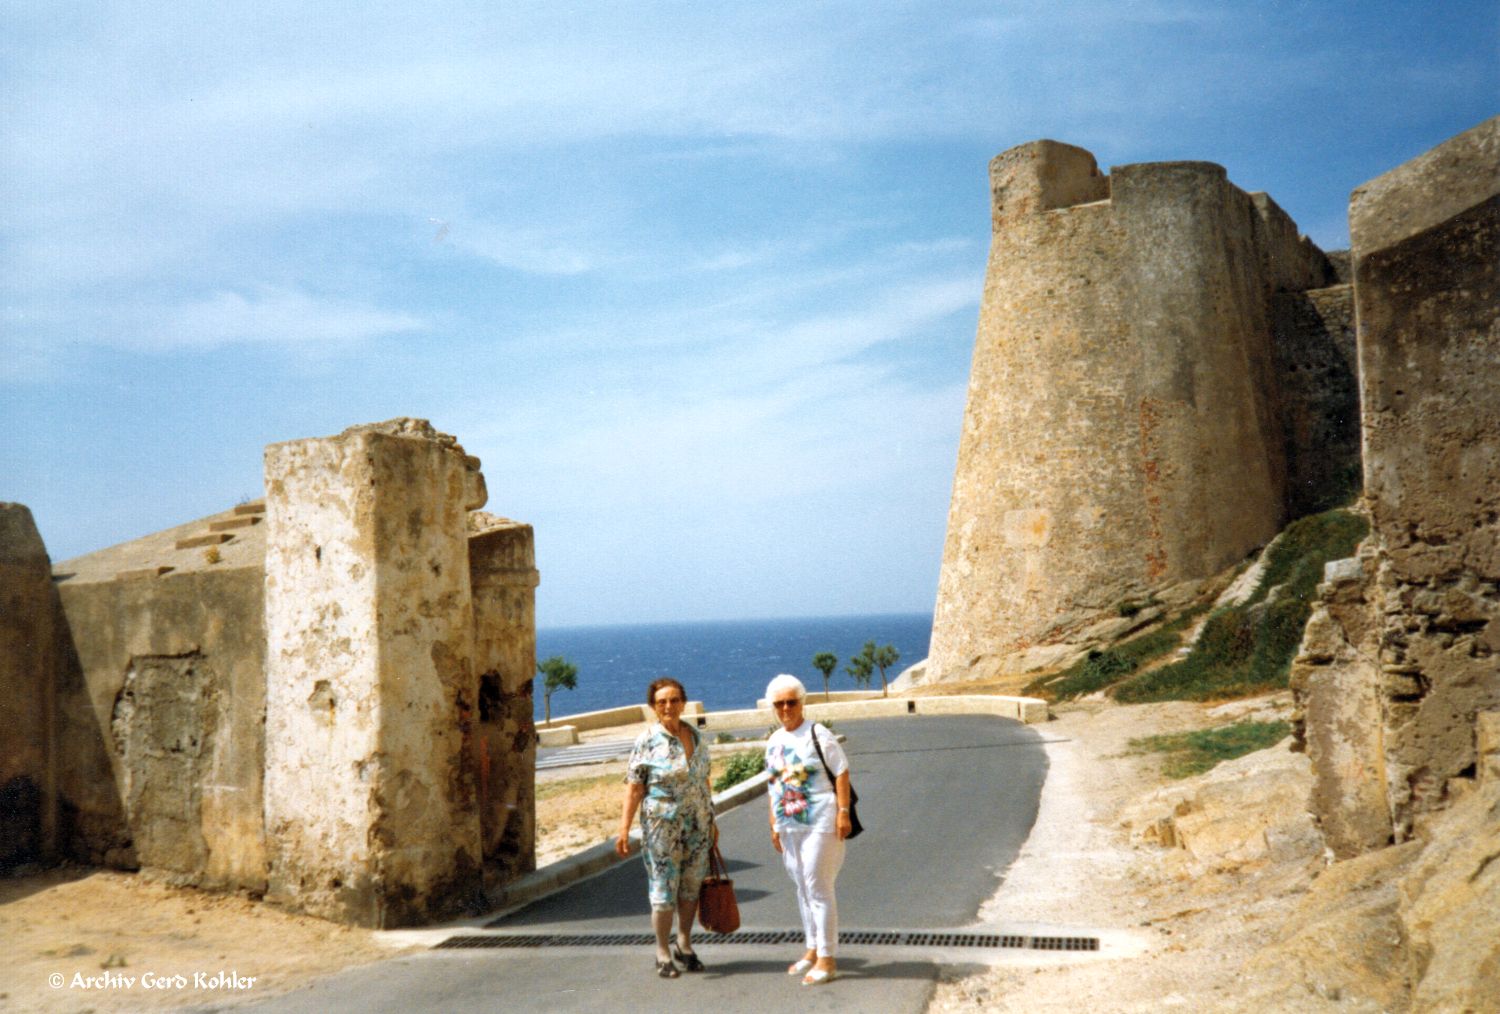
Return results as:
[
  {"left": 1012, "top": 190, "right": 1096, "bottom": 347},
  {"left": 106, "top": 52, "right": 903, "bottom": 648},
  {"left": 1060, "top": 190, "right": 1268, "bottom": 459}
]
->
[{"left": 707, "top": 842, "right": 729, "bottom": 880}]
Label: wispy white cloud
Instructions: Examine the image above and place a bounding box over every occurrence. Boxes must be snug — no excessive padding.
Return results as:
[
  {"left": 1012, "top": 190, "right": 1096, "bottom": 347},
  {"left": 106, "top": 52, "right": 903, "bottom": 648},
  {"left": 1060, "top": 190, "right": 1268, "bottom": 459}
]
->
[
  {"left": 448, "top": 222, "right": 619, "bottom": 276},
  {"left": 123, "top": 287, "right": 425, "bottom": 352}
]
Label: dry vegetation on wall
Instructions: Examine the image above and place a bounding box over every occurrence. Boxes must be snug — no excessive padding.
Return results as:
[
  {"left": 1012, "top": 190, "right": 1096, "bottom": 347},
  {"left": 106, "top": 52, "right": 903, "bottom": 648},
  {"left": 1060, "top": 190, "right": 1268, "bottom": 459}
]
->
[{"left": 1027, "top": 508, "right": 1368, "bottom": 705}]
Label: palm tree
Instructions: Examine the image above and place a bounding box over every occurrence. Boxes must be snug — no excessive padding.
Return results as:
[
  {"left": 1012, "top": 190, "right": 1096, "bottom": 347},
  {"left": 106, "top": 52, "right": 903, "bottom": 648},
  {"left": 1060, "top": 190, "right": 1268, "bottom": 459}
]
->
[
  {"left": 845, "top": 643, "right": 874, "bottom": 692},
  {"left": 812, "top": 652, "right": 838, "bottom": 701},
  {"left": 848, "top": 641, "right": 900, "bottom": 697},
  {"left": 873, "top": 644, "right": 900, "bottom": 697},
  {"left": 537, "top": 655, "right": 578, "bottom": 723}
]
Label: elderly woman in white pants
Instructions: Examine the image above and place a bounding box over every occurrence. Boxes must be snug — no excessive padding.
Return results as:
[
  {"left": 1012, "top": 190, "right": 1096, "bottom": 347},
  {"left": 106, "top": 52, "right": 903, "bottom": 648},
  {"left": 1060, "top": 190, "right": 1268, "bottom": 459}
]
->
[{"left": 764, "top": 673, "right": 853, "bottom": 986}]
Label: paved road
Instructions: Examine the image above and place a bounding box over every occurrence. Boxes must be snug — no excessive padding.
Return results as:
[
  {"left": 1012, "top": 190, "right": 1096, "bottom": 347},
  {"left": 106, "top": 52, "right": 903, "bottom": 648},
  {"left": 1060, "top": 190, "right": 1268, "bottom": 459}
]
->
[{"left": 220, "top": 716, "right": 1049, "bottom": 1014}]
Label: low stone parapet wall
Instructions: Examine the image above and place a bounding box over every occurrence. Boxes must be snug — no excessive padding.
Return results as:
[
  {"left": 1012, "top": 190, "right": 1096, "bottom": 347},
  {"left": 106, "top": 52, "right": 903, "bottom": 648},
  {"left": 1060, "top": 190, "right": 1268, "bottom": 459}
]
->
[
  {"left": 536, "top": 725, "right": 579, "bottom": 747},
  {"left": 688, "top": 694, "right": 1050, "bottom": 732},
  {"left": 755, "top": 689, "right": 884, "bottom": 708},
  {"left": 536, "top": 699, "right": 701, "bottom": 732},
  {"left": 537, "top": 703, "right": 650, "bottom": 731},
  {"left": 539, "top": 694, "right": 1050, "bottom": 747}
]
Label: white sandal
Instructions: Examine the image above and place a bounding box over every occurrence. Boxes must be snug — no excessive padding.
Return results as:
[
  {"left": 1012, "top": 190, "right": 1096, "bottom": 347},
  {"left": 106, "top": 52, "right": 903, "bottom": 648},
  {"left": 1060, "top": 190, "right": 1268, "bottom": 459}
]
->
[
  {"left": 801, "top": 967, "right": 837, "bottom": 986},
  {"left": 787, "top": 958, "right": 815, "bottom": 976}
]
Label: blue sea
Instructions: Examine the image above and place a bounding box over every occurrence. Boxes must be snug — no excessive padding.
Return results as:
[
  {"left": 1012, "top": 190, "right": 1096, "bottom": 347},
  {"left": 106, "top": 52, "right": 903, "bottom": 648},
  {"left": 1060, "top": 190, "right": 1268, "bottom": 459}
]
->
[{"left": 533, "top": 613, "right": 932, "bottom": 721}]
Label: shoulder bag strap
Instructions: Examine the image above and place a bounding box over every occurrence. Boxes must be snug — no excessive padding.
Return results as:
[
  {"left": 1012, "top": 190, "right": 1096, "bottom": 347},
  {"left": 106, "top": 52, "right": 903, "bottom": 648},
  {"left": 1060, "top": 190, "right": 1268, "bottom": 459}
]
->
[{"left": 809, "top": 723, "right": 833, "bottom": 777}]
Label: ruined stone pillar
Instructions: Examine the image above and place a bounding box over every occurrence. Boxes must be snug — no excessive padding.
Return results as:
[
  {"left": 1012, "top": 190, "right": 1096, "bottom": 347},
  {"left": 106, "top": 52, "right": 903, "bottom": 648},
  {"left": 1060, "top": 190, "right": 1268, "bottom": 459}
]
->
[
  {"left": 468, "top": 515, "right": 540, "bottom": 888},
  {"left": 929, "top": 140, "right": 1330, "bottom": 682},
  {"left": 263, "top": 419, "right": 488, "bottom": 926},
  {"left": 0, "top": 504, "right": 57, "bottom": 871}
]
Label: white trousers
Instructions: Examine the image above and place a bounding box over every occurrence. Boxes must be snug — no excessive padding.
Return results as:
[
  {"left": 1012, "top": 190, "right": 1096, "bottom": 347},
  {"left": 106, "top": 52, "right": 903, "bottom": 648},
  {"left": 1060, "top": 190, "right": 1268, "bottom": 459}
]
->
[{"left": 779, "top": 827, "right": 845, "bottom": 957}]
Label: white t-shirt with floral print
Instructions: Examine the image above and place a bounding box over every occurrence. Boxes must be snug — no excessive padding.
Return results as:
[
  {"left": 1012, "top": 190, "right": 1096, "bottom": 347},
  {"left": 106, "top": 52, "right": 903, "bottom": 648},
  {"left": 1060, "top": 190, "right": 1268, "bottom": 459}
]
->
[{"left": 765, "top": 721, "right": 849, "bottom": 834}]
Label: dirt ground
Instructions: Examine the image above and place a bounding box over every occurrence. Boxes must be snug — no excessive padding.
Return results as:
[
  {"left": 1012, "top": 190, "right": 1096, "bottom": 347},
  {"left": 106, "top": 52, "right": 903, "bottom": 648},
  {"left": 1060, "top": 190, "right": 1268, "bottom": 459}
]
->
[
  {"left": 0, "top": 867, "right": 403, "bottom": 1013},
  {"left": 3, "top": 701, "right": 1335, "bottom": 1013},
  {"left": 926, "top": 694, "right": 1361, "bottom": 1013},
  {"left": 0, "top": 750, "right": 751, "bottom": 1013}
]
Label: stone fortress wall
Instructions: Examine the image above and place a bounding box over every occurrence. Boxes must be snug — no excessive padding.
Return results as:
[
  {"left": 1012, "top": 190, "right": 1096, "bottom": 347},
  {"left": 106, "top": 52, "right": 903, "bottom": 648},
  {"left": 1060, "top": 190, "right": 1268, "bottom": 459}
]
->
[
  {"left": 928, "top": 140, "right": 1353, "bottom": 683},
  {"left": 0, "top": 419, "right": 539, "bottom": 928},
  {"left": 1292, "top": 116, "right": 1500, "bottom": 856}
]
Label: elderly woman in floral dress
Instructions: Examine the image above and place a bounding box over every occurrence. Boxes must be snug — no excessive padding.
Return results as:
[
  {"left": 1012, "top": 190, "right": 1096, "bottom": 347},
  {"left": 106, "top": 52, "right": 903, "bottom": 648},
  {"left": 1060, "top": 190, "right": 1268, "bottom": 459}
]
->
[
  {"left": 617, "top": 677, "right": 716, "bottom": 978},
  {"left": 765, "top": 673, "right": 852, "bottom": 986}
]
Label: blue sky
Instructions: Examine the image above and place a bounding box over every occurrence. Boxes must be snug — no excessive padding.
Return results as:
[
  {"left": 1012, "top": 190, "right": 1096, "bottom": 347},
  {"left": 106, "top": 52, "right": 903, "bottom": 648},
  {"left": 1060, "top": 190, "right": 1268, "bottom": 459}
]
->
[{"left": 3, "top": 2, "right": 1494, "bottom": 628}]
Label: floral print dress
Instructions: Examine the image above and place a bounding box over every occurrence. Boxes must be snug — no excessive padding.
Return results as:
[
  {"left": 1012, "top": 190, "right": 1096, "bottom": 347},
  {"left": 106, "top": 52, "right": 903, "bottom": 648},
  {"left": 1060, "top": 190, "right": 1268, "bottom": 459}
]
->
[{"left": 625, "top": 722, "right": 714, "bottom": 909}]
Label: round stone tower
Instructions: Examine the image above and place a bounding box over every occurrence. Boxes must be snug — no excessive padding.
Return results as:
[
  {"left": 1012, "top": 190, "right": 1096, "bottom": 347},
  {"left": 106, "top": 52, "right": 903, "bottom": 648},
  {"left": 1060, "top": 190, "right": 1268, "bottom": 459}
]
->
[{"left": 927, "top": 140, "right": 1331, "bottom": 683}]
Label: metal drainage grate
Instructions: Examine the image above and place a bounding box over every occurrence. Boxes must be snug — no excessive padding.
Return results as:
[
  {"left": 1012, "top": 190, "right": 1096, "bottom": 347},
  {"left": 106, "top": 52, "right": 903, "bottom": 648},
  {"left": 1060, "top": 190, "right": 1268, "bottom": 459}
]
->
[{"left": 440, "top": 930, "right": 1098, "bottom": 952}]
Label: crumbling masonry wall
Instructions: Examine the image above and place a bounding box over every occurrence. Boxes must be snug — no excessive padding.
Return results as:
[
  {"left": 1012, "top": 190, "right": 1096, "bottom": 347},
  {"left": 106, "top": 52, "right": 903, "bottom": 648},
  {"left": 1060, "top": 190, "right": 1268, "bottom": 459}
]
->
[
  {"left": 7, "top": 419, "right": 539, "bottom": 926},
  {"left": 263, "top": 420, "right": 489, "bottom": 927},
  {"left": 469, "top": 514, "right": 540, "bottom": 885},
  {"left": 0, "top": 505, "right": 58, "bottom": 872},
  {"left": 929, "top": 140, "right": 1336, "bottom": 682},
  {"left": 1271, "top": 282, "right": 1361, "bottom": 518},
  {"left": 1293, "top": 116, "right": 1500, "bottom": 855},
  {"left": 50, "top": 504, "right": 269, "bottom": 889}
]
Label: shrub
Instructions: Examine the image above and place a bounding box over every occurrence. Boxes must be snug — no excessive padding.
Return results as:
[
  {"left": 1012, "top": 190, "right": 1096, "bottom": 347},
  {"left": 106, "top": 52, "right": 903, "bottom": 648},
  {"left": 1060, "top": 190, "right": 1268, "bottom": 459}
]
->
[{"left": 713, "top": 751, "right": 764, "bottom": 792}]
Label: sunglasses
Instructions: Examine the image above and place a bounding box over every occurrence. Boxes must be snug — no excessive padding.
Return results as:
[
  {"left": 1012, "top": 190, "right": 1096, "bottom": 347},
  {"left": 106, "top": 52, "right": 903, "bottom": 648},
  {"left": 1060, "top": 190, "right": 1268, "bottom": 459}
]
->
[
  {"left": 771, "top": 699, "right": 802, "bottom": 710},
  {"left": 654, "top": 696, "right": 685, "bottom": 706}
]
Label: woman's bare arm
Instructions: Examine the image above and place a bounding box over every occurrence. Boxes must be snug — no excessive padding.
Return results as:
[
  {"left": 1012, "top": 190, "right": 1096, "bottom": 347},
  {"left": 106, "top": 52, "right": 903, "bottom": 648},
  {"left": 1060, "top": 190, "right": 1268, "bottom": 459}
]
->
[{"left": 616, "top": 781, "right": 646, "bottom": 857}]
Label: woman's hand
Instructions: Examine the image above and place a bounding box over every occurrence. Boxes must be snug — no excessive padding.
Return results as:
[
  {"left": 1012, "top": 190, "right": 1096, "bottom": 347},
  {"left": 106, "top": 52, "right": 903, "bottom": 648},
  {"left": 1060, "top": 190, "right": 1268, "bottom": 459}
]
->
[
  {"left": 618, "top": 781, "right": 645, "bottom": 859},
  {"left": 770, "top": 827, "right": 783, "bottom": 853},
  {"left": 834, "top": 769, "right": 853, "bottom": 840}
]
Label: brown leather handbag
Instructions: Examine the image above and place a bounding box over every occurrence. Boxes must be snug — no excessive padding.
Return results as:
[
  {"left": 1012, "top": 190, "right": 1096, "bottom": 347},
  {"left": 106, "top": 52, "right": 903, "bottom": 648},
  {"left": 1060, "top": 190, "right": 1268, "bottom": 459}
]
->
[{"left": 697, "top": 843, "right": 740, "bottom": 934}]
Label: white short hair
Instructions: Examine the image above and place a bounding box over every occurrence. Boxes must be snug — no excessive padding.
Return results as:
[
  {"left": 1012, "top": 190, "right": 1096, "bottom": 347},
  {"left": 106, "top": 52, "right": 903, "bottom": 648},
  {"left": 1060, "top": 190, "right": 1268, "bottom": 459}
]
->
[{"left": 765, "top": 673, "right": 807, "bottom": 701}]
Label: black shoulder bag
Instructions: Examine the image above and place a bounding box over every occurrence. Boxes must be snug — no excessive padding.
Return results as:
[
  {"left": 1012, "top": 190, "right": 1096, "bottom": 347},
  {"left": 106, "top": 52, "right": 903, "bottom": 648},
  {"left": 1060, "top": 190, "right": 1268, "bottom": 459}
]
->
[{"left": 811, "top": 723, "right": 864, "bottom": 839}]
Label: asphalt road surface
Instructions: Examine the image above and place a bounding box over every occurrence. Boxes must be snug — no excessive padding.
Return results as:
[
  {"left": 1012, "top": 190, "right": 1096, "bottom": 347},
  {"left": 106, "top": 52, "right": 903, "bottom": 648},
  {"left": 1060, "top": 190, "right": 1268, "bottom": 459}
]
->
[{"left": 220, "top": 715, "right": 1049, "bottom": 1014}]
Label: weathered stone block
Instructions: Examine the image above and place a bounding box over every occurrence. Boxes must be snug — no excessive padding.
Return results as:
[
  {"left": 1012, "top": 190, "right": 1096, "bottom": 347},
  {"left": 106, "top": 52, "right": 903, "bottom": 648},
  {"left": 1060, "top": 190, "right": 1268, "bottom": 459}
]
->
[{"left": 263, "top": 420, "right": 487, "bottom": 928}]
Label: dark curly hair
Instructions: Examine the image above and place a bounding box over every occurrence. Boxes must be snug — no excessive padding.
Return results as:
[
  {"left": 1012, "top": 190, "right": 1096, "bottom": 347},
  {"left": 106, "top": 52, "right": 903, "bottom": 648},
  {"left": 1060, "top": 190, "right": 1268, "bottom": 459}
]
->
[{"left": 646, "top": 677, "right": 687, "bottom": 706}]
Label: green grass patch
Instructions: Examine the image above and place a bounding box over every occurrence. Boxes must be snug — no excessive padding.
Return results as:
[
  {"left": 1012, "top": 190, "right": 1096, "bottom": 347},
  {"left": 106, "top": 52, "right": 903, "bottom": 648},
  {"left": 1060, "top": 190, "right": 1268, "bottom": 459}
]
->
[
  {"left": 1113, "top": 508, "right": 1368, "bottom": 703},
  {"left": 1127, "top": 719, "right": 1291, "bottom": 779},
  {"left": 1027, "top": 603, "right": 1210, "bottom": 702}
]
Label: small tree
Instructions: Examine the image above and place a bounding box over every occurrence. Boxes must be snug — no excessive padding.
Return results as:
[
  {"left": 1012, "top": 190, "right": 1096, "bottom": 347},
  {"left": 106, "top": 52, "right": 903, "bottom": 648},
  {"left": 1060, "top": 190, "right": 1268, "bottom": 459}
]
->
[
  {"left": 873, "top": 643, "right": 900, "bottom": 697},
  {"left": 537, "top": 655, "right": 578, "bottom": 723},
  {"left": 847, "top": 641, "right": 900, "bottom": 697},
  {"left": 845, "top": 644, "right": 874, "bottom": 692},
  {"left": 812, "top": 652, "right": 838, "bottom": 701}
]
